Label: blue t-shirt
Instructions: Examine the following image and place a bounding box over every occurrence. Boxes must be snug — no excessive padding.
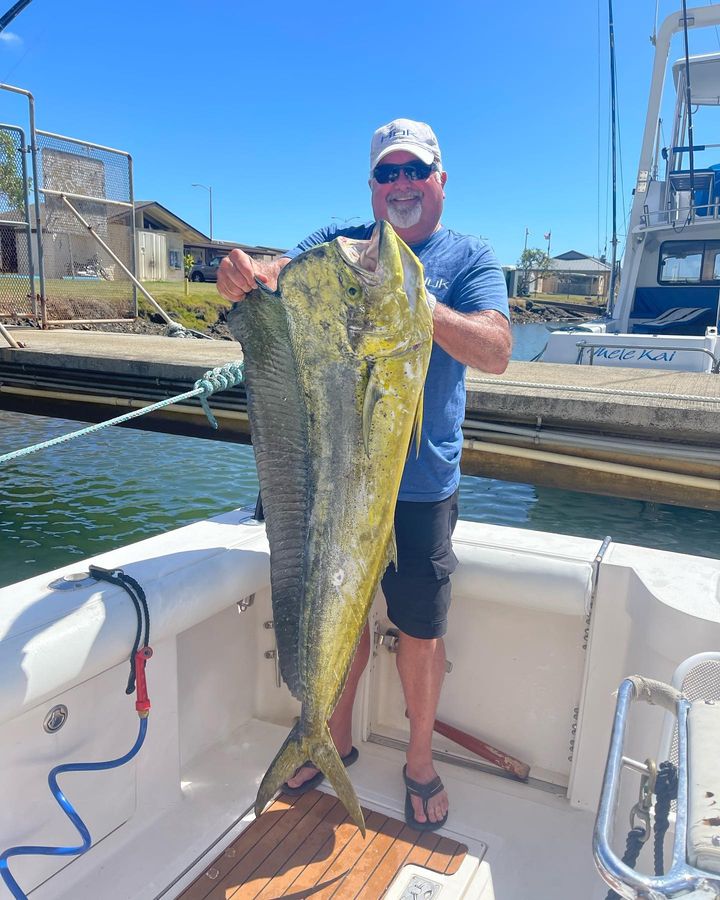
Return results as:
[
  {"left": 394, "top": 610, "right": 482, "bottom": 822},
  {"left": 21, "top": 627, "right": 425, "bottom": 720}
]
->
[{"left": 285, "top": 222, "right": 509, "bottom": 501}]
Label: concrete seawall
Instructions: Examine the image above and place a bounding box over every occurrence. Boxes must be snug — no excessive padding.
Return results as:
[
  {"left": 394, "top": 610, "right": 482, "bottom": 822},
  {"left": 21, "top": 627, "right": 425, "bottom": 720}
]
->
[{"left": 1, "top": 330, "right": 719, "bottom": 509}]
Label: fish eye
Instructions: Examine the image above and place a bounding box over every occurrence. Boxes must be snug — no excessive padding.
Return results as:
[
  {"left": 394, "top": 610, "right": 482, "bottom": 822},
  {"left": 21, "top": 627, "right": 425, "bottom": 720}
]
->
[{"left": 347, "top": 287, "right": 358, "bottom": 297}]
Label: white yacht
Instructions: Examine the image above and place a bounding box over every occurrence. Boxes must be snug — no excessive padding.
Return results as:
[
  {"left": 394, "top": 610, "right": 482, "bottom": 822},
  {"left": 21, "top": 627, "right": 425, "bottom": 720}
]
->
[
  {"left": 544, "top": 5, "right": 720, "bottom": 374},
  {"left": 1, "top": 507, "right": 718, "bottom": 899}
]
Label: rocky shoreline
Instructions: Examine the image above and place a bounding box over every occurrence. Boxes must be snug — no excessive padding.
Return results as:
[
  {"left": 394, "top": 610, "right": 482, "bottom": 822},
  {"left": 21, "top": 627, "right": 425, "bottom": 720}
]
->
[{"left": 5, "top": 297, "right": 598, "bottom": 341}]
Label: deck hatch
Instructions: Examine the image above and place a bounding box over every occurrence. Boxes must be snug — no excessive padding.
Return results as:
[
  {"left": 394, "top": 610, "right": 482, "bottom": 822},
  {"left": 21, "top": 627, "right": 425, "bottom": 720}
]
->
[{"left": 177, "top": 789, "right": 468, "bottom": 899}]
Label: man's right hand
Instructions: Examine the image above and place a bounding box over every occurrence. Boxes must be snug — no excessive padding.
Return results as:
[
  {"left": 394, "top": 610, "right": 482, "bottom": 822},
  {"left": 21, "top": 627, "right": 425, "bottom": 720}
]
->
[{"left": 216, "top": 249, "right": 288, "bottom": 303}]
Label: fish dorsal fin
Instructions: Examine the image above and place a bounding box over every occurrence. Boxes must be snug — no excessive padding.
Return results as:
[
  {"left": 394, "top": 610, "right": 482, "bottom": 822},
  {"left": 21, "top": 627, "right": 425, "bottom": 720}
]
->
[{"left": 362, "top": 363, "right": 383, "bottom": 458}]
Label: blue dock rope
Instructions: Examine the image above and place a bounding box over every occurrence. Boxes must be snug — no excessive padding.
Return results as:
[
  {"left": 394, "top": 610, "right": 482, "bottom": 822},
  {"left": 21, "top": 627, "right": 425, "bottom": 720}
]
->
[{"left": 0, "top": 360, "right": 245, "bottom": 465}]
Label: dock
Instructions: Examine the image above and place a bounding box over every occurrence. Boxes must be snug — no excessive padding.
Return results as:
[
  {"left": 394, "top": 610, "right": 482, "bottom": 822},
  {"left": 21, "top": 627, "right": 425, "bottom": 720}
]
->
[{"left": 1, "top": 329, "right": 719, "bottom": 509}]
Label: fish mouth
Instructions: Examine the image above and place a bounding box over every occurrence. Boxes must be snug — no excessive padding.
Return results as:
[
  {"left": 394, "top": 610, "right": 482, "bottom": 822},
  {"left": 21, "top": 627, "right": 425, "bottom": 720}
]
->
[{"left": 335, "top": 223, "right": 389, "bottom": 282}]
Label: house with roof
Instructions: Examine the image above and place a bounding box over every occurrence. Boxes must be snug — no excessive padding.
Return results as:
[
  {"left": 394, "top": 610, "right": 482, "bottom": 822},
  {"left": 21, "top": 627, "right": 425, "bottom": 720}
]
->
[
  {"left": 134, "top": 202, "right": 285, "bottom": 282},
  {"left": 0, "top": 200, "right": 285, "bottom": 284},
  {"left": 538, "top": 251, "right": 611, "bottom": 297},
  {"left": 504, "top": 251, "right": 612, "bottom": 299}
]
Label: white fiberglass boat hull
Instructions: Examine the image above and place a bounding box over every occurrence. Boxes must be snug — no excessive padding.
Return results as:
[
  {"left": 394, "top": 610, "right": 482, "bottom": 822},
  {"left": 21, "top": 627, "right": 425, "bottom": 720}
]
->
[{"left": 0, "top": 508, "right": 718, "bottom": 898}]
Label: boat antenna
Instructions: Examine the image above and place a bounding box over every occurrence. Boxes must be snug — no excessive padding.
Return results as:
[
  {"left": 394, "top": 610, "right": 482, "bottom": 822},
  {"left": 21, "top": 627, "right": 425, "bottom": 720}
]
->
[
  {"left": 0, "top": 0, "right": 33, "bottom": 33},
  {"left": 681, "top": 0, "right": 696, "bottom": 214},
  {"left": 651, "top": 0, "right": 659, "bottom": 46},
  {"left": 606, "top": 0, "right": 619, "bottom": 317}
]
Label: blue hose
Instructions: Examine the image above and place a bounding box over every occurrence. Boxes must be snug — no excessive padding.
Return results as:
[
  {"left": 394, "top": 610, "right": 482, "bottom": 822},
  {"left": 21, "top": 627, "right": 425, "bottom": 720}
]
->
[{"left": 0, "top": 717, "right": 148, "bottom": 900}]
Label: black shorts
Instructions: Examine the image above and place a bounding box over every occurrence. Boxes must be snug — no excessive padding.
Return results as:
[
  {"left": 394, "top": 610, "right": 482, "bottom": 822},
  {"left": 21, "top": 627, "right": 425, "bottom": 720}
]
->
[{"left": 381, "top": 490, "right": 459, "bottom": 640}]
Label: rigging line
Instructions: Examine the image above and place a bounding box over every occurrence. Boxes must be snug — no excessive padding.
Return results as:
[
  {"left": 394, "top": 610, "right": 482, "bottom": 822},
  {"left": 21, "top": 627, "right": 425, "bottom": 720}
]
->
[
  {"left": 610, "top": 21, "right": 630, "bottom": 243},
  {"left": 607, "top": 0, "right": 619, "bottom": 314},
  {"left": 604, "top": 100, "right": 611, "bottom": 255},
  {"left": 0, "top": 16, "right": 50, "bottom": 84},
  {"left": 597, "top": 0, "right": 601, "bottom": 258},
  {"left": 611, "top": 24, "right": 627, "bottom": 224},
  {"left": 681, "top": 0, "right": 696, "bottom": 204},
  {"left": 615, "top": 93, "right": 630, "bottom": 239}
]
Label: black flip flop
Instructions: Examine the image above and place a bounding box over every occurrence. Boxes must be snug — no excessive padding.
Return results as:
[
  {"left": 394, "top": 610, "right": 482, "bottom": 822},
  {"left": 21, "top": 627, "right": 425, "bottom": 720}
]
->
[
  {"left": 403, "top": 764, "right": 448, "bottom": 832},
  {"left": 282, "top": 746, "right": 359, "bottom": 797}
]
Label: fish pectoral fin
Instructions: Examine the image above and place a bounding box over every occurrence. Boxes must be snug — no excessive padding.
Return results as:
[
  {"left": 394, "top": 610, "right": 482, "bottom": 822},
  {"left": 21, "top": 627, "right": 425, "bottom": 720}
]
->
[
  {"left": 362, "top": 364, "right": 384, "bottom": 458},
  {"left": 410, "top": 390, "right": 425, "bottom": 458},
  {"left": 386, "top": 527, "right": 398, "bottom": 571}
]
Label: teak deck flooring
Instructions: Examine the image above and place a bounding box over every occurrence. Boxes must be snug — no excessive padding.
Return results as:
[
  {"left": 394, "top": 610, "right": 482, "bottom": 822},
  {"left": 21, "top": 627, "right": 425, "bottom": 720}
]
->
[{"left": 178, "top": 789, "right": 468, "bottom": 899}]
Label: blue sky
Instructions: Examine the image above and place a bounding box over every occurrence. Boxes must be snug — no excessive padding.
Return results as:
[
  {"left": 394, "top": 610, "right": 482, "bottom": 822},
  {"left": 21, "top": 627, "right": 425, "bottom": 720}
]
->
[{"left": 2, "top": 0, "right": 720, "bottom": 265}]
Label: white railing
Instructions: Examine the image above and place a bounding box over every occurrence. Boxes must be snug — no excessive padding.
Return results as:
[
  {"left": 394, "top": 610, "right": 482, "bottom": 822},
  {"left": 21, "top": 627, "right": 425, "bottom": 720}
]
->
[{"left": 641, "top": 199, "right": 720, "bottom": 228}]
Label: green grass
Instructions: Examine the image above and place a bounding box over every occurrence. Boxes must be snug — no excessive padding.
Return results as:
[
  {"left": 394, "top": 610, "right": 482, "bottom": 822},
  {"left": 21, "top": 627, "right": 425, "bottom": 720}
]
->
[
  {"left": 0, "top": 275, "right": 228, "bottom": 330},
  {"left": 139, "top": 280, "right": 227, "bottom": 331}
]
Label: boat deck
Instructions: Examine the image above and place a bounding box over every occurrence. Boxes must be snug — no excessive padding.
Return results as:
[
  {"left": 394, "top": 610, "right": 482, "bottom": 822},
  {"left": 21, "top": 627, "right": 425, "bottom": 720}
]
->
[{"left": 178, "top": 789, "right": 467, "bottom": 899}]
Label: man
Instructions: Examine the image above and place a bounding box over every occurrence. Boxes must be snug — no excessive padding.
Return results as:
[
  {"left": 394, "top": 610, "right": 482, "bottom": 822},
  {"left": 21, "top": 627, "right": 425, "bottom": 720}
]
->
[{"left": 217, "top": 119, "right": 511, "bottom": 830}]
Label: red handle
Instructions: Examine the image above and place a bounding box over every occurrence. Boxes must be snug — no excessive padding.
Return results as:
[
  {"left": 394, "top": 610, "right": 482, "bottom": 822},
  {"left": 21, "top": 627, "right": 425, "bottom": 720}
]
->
[
  {"left": 134, "top": 646, "right": 153, "bottom": 717},
  {"left": 433, "top": 717, "right": 530, "bottom": 781}
]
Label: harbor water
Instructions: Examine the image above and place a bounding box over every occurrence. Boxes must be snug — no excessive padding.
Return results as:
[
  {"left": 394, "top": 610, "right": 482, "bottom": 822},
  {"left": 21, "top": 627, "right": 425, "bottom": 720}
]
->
[{"left": 1, "top": 322, "right": 718, "bottom": 588}]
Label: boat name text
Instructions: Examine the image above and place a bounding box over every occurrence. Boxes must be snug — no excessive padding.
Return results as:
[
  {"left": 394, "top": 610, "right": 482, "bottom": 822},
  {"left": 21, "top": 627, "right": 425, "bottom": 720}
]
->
[{"left": 591, "top": 347, "right": 677, "bottom": 362}]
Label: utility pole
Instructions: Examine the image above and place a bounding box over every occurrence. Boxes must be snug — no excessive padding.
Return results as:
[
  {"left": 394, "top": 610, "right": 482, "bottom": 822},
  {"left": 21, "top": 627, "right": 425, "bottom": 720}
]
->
[{"left": 192, "top": 183, "right": 213, "bottom": 242}]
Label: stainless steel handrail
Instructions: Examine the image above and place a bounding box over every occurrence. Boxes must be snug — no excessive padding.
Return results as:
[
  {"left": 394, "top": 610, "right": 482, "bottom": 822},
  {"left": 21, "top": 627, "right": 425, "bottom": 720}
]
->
[
  {"left": 641, "top": 202, "right": 720, "bottom": 227},
  {"left": 593, "top": 678, "right": 720, "bottom": 899},
  {"left": 575, "top": 340, "right": 720, "bottom": 373}
]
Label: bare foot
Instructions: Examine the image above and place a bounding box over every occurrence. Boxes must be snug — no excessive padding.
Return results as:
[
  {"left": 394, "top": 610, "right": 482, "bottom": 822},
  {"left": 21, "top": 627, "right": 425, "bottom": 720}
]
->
[
  {"left": 284, "top": 739, "right": 355, "bottom": 791},
  {"left": 285, "top": 762, "right": 320, "bottom": 790}
]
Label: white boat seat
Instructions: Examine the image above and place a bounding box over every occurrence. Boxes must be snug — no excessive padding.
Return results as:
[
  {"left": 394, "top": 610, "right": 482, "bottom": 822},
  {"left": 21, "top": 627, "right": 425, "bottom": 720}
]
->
[
  {"left": 659, "top": 652, "right": 720, "bottom": 772},
  {"left": 688, "top": 700, "right": 720, "bottom": 874}
]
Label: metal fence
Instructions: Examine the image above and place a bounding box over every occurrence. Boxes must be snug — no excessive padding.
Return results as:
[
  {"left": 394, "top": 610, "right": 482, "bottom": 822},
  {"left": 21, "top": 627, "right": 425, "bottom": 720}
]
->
[
  {"left": 35, "top": 130, "right": 136, "bottom": 323},
  {"left": 0, "top": 124, "right": 35, "bottom": 320}
]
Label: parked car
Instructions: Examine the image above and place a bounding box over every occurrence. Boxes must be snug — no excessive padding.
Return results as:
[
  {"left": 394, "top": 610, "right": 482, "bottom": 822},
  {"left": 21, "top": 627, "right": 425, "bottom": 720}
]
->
[{"left": 189, "top": 257, "right": 223, "bottom": 282}]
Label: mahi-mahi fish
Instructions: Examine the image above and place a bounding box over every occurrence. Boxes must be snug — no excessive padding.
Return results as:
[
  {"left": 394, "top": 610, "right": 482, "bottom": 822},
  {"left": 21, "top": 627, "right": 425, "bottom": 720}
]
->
[{"left": 227, "top": 220, "right": 433, "bottom": 834}]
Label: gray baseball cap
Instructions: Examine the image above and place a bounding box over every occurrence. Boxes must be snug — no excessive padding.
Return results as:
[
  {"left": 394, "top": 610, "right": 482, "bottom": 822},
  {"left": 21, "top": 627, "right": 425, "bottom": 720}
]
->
[{"left": 370, "top": 119, "right": 442, "bottom": 173}]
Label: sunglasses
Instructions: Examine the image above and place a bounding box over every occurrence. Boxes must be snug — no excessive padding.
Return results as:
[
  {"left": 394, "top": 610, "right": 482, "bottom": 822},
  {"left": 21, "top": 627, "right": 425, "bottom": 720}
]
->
[{"left": 372, "top": 162, "right": 437, "bottom": 184}]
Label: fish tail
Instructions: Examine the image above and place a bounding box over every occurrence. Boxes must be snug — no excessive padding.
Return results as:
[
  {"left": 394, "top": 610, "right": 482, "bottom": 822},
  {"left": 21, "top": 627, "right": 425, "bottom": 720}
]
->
[
  {"left": 254, "top": 721, "right": 366, "bottom": 836},
  {"left": 312, "top": 728, "right": 366, "bottom": 836},
  {"left": 254, "top": 721, "right": 306, "bottom": 817}
]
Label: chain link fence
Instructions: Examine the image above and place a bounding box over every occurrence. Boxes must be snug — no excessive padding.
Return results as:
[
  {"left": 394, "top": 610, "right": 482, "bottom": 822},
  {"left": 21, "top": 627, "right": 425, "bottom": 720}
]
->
[
  {"left": 0, "top": 124, "right": 35, "bottom": 320},
  {"left": 36, "top": 131, "right": 136, "bottom": 323}
]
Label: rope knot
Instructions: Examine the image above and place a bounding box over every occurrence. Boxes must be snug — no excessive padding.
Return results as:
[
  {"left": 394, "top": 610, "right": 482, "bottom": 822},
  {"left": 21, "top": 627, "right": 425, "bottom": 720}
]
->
[{"left": 193, "top": 361, "right": 245, "bottom": 429}]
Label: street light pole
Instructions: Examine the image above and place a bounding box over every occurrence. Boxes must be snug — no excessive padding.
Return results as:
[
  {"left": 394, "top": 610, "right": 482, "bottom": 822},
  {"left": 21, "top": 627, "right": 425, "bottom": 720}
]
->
[{"left": 192, "top": 183, "right": 213, "bottom": 241}]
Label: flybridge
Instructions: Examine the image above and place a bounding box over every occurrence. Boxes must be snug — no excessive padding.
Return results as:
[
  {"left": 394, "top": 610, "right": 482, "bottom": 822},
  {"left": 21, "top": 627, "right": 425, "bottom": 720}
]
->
[
  {"left": 639, "top": 52, "right": 720, "bottom": 230},
  {"left": 544, "top": 6, "right": 720, "bottom": 373}
]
